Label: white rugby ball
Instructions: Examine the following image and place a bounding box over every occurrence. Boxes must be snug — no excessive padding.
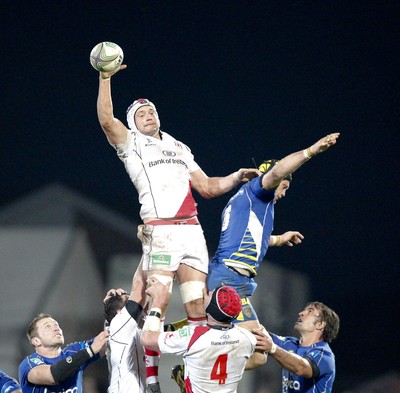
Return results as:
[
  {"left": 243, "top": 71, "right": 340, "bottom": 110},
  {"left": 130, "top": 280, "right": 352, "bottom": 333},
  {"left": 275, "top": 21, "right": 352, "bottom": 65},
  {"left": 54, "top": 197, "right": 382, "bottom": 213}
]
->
[{"left": 90, "top": 42, "right": 124, "bottom": 72}]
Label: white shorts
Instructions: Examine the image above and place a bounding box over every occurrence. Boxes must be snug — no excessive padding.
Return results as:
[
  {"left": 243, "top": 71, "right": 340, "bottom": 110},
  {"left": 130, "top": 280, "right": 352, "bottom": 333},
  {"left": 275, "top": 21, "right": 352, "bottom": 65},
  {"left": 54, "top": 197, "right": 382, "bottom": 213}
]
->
[{"left": 141, "top": 224, "right": 209, "bottom": 274}]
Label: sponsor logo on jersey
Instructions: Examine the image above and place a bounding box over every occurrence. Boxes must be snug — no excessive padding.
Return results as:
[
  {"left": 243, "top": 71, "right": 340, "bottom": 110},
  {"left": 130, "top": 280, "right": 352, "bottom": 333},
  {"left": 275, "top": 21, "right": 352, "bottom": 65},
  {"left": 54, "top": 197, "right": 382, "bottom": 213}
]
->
[
  {"left": 163, "top": 333, "right": 175, "bottom": 345},
  {"left": 211, "top": 339, "right": 240, "bottom": 346},
  {"left": 162, "top": 150, "right": 176, "bottom": 157},
  {"left": 31, "top": 357, "right": 45, "bottom": 365},
  {"left": 178, "top": 326, "right": 191, "bottom": 338},
  {"left": 44, "top": 387, "right": 78, "bottom": 393},
  {"left": 151, "top": 254, "right": 171, "bottom": 265},
  {"left": 282, "top": 376, "right": 301, "bottom": 391},
  {"left": 145, "top": 138, "right": 156, "bottom": 146},
  {"left": 242, "top": 304, "right": 253, "bottom": 318},
  {"left": 148, "top": 158, "right": 188, "bottom": 169}
]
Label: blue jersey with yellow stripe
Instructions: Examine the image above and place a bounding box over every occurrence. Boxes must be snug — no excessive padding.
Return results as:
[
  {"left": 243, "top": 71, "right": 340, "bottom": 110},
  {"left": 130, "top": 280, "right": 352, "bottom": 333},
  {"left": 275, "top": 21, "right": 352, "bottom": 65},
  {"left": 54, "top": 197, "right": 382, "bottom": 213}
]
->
[{"left": 212, "top": 175, "right": 275, "bottom": 276}]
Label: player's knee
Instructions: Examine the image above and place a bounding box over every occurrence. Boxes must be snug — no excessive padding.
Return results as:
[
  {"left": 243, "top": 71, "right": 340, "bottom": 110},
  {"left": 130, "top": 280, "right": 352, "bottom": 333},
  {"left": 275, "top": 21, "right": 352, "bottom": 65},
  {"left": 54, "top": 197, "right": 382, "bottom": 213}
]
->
[{"left": 179, "top": 281, "right": 205, "bottom": 304}]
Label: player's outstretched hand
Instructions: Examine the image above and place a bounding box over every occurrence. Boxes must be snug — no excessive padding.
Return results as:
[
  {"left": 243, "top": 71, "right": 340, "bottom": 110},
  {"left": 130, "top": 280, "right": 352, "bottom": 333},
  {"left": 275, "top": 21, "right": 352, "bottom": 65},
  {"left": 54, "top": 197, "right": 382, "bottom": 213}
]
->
[
  {"left": 311, "top": 132, "right": 340, "bottom": 155},
  {"left": 280, "top": 231, "right": 304, "bottom": 247},
  {"left": 237, "top": 168, "right": 262, "bottom": 182},
  {"left": 100, "top": 64, "right": 128, "bottom": 80}
]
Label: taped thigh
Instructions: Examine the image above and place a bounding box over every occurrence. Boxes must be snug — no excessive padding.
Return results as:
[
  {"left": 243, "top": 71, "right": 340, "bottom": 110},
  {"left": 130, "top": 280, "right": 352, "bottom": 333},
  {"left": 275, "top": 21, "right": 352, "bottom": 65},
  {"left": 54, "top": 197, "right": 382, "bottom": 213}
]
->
[{"left": 179, "top": 281, "right": 205, "bottom": 303}]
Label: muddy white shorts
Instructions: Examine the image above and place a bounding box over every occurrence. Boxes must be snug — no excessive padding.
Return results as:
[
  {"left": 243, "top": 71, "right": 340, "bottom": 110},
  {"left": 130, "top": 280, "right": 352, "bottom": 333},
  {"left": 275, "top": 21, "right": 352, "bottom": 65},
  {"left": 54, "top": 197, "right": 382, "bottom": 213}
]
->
[{"left": 141, "top": 222, "right": 209, "bottom": 274}]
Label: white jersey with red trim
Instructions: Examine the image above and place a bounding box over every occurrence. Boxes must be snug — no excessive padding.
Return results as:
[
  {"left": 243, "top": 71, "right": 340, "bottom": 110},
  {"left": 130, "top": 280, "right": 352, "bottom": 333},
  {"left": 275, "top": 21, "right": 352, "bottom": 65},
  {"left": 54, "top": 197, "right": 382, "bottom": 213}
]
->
[
  {"left": 107, "top": 307, "right": 146, "bottom": 393},
  {"left": 112, "top": 130, "right": 200, "bottom": 220},
  {"left": 158, "top": 325, "right": 256, "bottom": 393}
]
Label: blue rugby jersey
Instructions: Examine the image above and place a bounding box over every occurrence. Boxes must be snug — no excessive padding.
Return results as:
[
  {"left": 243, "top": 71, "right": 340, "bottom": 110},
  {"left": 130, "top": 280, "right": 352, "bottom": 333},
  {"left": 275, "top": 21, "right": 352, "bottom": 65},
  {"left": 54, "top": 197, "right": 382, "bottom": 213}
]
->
[
  {"left": 271, "top": 334, "right": 336, "bottom": 393},
  {"left": 211, "top": 176, "right": 275, "bottom": 276},
  {"left": 0, "top": 370, "right": 21, "bottom": 393},
  {"left": 18, "top": 340, "right": 99, "bottom": 393}
]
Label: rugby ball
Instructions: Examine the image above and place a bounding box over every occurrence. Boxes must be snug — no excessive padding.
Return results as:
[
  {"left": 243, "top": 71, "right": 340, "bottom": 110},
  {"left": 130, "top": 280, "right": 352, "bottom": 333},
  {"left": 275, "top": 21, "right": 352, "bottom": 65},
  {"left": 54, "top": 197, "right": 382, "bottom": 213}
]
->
[{"left": 90, "top": 42, "right": 124, "bottom": 72}]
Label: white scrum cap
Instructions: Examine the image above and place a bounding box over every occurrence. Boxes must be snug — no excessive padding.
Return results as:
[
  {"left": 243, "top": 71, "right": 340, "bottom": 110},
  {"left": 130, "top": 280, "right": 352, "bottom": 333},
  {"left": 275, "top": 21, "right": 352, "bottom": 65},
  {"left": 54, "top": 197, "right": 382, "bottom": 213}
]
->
[{"left": 126, "top": 98, "right": 160, "bottom": 132}]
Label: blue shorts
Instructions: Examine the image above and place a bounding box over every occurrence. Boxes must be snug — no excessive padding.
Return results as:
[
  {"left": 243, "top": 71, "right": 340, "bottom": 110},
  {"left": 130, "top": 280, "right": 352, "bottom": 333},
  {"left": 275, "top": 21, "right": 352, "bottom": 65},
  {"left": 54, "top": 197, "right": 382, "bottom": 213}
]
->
[{"left": 206, "top": 260, "right": 259, "bottom": 322}]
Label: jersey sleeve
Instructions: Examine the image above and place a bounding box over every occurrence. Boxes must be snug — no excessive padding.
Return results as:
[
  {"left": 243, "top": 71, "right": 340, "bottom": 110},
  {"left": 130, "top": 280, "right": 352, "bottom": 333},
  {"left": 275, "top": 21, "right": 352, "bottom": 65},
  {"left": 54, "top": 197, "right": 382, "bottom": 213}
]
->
[
  {"left": 158, "top": 326, "right": 193, "bottom": 355},
  {"left": 110, "top": 307, "right": 140, "bottom": 340},
  {"left": 181, "top": 143, "right": 200, "bottom": 173},
  {"left": 66, "top": 341, "right": 100, "bottom": 367},
  {"left": 18, "top": 354, "right": 44, "bottom": 388},
  {"left": 248, "top": 176, "right": 275, "bottom": 201},
  {"left": 0, "top": 371, "right": 21, "bottom": 393},
  {"left": 306, "top": 347, "right": 335, "bottom": 377},
  {"left": 125, "top": 301, "right": 143, "bottom": 324}
]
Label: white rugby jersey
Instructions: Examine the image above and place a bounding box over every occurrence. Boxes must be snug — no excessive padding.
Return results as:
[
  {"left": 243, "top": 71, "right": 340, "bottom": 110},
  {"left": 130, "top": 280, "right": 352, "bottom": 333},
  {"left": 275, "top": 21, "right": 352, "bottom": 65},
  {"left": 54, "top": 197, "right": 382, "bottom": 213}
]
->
[
  {"left": 107, "top": 307, "right": 146, "bottom": 393},
  {"left": 158, "top": 324, "right": 256, "bottom": 393},
  {"left": 113, "top": 130, "right": 200, "bottom": 219}
]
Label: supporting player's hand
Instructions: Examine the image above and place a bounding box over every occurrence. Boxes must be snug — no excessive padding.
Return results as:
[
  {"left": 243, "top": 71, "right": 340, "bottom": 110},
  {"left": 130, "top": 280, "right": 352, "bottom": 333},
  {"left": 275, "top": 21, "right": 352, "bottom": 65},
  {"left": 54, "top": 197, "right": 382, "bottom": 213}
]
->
[
  {"left": 252, "top": 329, "right": 269, "bottom": 353},
  {"left": 146, "top": 276, "right": 171, "bottom": 310},
  {"left": 103, "top": 288, "right": 128, "bottom": 303},
  {"left": 91, "top": 329, "right": 110, "bottom": 355},
  {"left": 137, "top": 224, "right": 144, "bottom": 241},
  {"left": 252, "top": 329, "right": 275, "bottom": 353}
]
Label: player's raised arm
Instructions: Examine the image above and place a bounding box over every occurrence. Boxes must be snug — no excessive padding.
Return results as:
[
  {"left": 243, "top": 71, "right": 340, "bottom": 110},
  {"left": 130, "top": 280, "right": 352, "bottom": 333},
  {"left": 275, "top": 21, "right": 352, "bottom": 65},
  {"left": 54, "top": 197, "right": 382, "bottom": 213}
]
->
[
  {"left": 191, "top": 167, "right": 260, "bottom": 199},
  {"left": 90, "top": 42, "right": 128, "bottom": 145},
  {"left": 262, "top": 132, "right": 340, "bottom": 190}
]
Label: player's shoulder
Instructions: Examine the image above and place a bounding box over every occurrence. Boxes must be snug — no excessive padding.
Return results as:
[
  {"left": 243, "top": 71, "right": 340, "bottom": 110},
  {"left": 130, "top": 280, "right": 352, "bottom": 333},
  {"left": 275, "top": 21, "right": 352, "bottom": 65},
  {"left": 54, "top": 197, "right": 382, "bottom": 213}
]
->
[
  {"left": 63, "top": 340, "right": 88, "bottom": 353},
  {"left": 21, "top": 352, "right": 47, "bottom": 367},
  {"left": 272, "top": 333, "right": 299, "bottom": 348},
  {"left": 162, "top": 131, "right": 192, "bottom": 150},
  {"left": 309, "top": 341, "right": 334, "bottom": 356},
  {"left": 233, "top": 326, "right": 257, "bottom": 343}
]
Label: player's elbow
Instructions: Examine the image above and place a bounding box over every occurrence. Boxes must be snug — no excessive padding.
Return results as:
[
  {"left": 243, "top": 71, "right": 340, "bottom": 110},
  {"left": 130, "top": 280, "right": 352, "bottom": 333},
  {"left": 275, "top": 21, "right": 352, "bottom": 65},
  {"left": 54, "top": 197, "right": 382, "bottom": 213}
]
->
[
  {"left": 245, "top": 351, "right": 268, "bottom": 370},
  {"left": 194, "top": 184, "right": 217, "bottom": 199},
  {"left": 140, "top": 334, "right": 157, "bottom": 352},
  {"left": 198, "top": 190, "right": 216, "bottom": 199},
  {"left": 292, "top": 361, "right": 313, "bottom": 378}
]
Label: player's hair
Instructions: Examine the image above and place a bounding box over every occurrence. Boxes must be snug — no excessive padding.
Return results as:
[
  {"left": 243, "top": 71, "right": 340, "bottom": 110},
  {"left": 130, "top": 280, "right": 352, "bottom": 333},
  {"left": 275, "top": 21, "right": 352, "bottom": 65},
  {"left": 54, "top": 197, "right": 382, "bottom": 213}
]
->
[
  {"left": 104, "top": 295, "right": 126, "bottom": 323},
  {"left": 258, "top": 159, "right": 293, "bottom": 182},
  {"left": 27, "top": 313, "right": 53, "bottom": 340},
  {"left": 307, "top": 301, "right": 340, "bottom": 342}
]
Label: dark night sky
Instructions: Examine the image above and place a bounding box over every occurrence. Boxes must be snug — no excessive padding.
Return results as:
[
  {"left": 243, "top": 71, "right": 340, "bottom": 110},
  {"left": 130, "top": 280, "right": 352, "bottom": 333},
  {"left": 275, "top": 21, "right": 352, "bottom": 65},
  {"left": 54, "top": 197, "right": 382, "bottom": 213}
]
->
[{"left": 1, "top": 1, "right": 399, "bottom": 390}]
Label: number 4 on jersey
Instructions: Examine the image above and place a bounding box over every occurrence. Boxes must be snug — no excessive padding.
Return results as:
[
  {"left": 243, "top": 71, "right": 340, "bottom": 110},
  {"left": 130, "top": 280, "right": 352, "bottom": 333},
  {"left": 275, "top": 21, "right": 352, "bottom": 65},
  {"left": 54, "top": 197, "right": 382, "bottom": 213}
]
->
[{"left": 210, "top": 354, "right": 228, "bottom": 384}]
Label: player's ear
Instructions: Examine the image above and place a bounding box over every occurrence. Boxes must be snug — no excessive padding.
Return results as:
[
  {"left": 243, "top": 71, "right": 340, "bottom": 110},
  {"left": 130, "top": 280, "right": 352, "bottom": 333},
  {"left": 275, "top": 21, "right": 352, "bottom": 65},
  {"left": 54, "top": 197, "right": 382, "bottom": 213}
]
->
[
  {"left": 316, "top": 320, "right": 326, "bottom": 330},
  {"left": 31, "top": 337, "right": 40, "bottom": 347}
]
